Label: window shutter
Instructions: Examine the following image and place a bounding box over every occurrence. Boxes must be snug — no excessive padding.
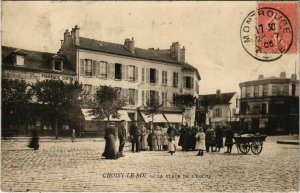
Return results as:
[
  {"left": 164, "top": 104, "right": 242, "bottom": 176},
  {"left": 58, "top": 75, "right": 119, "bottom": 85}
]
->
[
  {"left": 135, "top": 89, "right": 138, "bottom": 106},
  {"left": 111, "top": 63, "right": 115, "bottom": 79},
  {"left": 156, "top": 69, "right": 159, "bottom": 84},
  {"left": 135, "top": 66, "right": 138, "bottom": 82},
  {"left": 146, "top": 90, "right": 150, "bottom": 101},
  {"left": 80, "top": 59, "right": 85, "bottom": 75},
  {"left": 191, "top": 77, "right": 194, "bottom": 89},
  {"left": 106, "top": 62, "right": 111, "bottom": 78},
  {"left": 60, "top": 61, "right": 64, "bottom": 71},
  {"left": 125, "top": 65, "right": 128, "bottom": 80},
  {"left": 156, "top": 91, "right": 160, "bottom": 103},
  {"left": 122, "top": 65, "right": 125, "bottom": 80},
  {"left": 120, "top": 88, "right": 125, "bottom": 98},
  {"left": 146, "top": 68, "right": 150, "bottom": 83},
  {"left": 124, "top": 89, "right": 129, "bottom": 104},
  {"left": 142, "top": 68, "right": 145, "bottom": 83},
  {"left": 92, "top": 60, "right": 97, "bottom": 77},
  {"left": 183, "top": 76, "right": 186, "bottom": 88}
]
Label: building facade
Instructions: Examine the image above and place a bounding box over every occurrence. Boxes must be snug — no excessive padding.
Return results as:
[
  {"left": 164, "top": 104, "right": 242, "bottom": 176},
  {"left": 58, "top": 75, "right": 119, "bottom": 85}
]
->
[
  {"left": 239, "top": 73, "right": 299, "bottom": 135},
  {"left": 59, "top": 25, "right": 201, "bottom": 132},
  {"left": 198, "top": 90, "right": 239, "bottom": 129},
  {"left": 2, "top": 46, "right": 78, "bottom": 136}
]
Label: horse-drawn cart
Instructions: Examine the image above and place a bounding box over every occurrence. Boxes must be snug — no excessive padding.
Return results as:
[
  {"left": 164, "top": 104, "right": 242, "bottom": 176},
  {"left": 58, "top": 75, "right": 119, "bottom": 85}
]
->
[{"left": 234, "top": 134, "right": 267, "bottom": 154}]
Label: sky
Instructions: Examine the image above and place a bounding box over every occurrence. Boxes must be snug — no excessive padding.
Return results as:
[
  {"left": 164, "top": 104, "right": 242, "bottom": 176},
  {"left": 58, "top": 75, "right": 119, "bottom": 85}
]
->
[{"left": 2, "top": 1, "right": 299, "bottom": 95}]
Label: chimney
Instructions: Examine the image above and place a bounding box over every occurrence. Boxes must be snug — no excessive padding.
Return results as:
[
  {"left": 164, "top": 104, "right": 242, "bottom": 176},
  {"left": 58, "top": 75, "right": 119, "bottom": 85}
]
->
[
  {"left": 74, "top": 25, "right": 80, "bottom": 46},
  {"left": 280, "top": 72, "right": 286, "bottom": 78},
  {"left": 258, "top": 74, "right": 264, "bottom": 80},
  {"left": 291, "top": 74, "right": 297, "bottom": 81},
  {"left": 180, "top": 46, "right": 185, "bottom": 62},
  {"left": 216, "top": 89, "right": 221, "bottom": 97},
  {"left": 170, "top": 42, "right": 181, "bottom": 61},
  {"left": 64, "top": 29, "right": 70, "bottom": 41},
  {"left": 124, "top": 37, "right": 135, "bottom": 53}
]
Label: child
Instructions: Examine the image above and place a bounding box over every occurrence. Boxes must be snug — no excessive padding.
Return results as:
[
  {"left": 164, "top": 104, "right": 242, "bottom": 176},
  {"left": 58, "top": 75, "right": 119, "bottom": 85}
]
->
[
  {"left": 167, "top": 137, "right": 176, "bottom": 155},
  {"left": 195, "top": 127, "right": 205, "bottom": 156}
]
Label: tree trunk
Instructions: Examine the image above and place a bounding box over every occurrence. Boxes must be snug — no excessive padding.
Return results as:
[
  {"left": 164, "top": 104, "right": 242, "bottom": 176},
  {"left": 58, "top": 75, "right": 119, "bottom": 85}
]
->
[{"left": 55, "top": 118, "right": 58, "bottom": 139}]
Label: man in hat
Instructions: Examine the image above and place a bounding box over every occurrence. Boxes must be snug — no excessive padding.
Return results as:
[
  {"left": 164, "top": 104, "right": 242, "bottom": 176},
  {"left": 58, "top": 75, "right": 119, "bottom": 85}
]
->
[
  {"left": 118, "top": 120, "right": 127, "bottom": 157},
  {"left": 129, "top": 121, "right": 140, "bottom": 152}
]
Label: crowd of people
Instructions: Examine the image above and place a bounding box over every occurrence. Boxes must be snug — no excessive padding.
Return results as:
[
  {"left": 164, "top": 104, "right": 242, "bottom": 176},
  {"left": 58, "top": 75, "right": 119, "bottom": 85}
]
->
[{"left": 101, "top": 120, "right": 235, "bottom": 160}]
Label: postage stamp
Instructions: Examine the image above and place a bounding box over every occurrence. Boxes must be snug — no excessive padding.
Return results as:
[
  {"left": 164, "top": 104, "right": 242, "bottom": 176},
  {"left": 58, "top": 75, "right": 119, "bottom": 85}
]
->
[{"left": 240, "top": 2, "right": 298, "bottom": 62}]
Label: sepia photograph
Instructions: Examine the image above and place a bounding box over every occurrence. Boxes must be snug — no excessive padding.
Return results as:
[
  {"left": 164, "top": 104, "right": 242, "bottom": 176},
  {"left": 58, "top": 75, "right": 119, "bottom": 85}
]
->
[{"left": 1, "top": 1, "right": 299, "bottom": 192}]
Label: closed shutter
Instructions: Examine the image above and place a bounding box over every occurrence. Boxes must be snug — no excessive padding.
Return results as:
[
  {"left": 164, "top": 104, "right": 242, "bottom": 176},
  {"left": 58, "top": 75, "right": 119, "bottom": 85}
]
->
[
  {"left": 142, "top": 68, "right": 145, "bottom": 83},
  {"left": 124, "top": 89, "right": 129, "bottom": 104},
  {"left": 191, "top": 77, "right": 194, "bottom": 89},
  {"left": 183, "top": 76, "right": 186, "bottom": 88},
  {"left": 146, "top": 90, "right": 150, "bottom": 102},
  {"left": 121, "top": 65, "right": 125, "bottom": 80},
  {"left": 80, "top": 59, "right": 85, "bottom": 76},
  {"left": 92, "top": 61, "right": 97, "bottom": 77},
  {"left": 155, "top": 91, "right": 159, "bottom": 102},
  {"left": 125, "top": 65, "right": 128, "bottom": 80},
  {"left": 142, "top": 90, "right": 144, "bottom": 106},
  {"left": 111, "top": 63, "right": 115, "bottom": 79},
  {"left": 156, "top": 69, "right": 159, "bottom": 84},
  {"left": 135, "top": 89, "right": 138, "bottom": 106},
  {"left": 146, "top": 68, "right": 150, "bottom": 83},
  {"left": 106, "top": 62, "right": 111, "bottom": 78},
  {"left": 135, "top": 66, "right": 138, "bottom": 82}
]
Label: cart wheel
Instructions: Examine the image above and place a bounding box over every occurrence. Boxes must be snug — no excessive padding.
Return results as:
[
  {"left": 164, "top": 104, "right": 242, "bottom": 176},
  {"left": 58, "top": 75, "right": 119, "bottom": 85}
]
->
[
  {"left": 238, "top": 143, "right": 250, "bottom": 154},
  {"left": 251, "top": 141, "right": 263, "bottom": 154}
]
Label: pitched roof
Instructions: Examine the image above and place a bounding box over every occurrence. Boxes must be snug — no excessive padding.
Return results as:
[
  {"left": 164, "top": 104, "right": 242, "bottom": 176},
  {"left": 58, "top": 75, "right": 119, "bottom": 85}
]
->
[
  {"left": 2, "top": 46, "right": 76, "bottom": 75},
  {"left": 199, "top": 92, "right": 236, "bottom": 106},
  {"left": 78, "top": 37, "right": 200, "bottom": 79}
]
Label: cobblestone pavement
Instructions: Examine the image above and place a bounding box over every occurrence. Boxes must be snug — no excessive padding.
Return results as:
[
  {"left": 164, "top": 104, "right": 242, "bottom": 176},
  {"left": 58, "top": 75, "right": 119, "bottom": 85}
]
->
[{"left": 1, "top": 137, "right": 299, "bottom": 192}]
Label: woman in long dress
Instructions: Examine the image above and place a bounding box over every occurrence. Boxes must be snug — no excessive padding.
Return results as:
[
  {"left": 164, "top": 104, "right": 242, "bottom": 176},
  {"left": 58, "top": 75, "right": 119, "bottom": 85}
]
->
[
  {"left": 195, "top": 127, "right": 205, "bottom": 156},
  {"left": 140, "top": 123, "right": 148, "bottom": 151},
  {"left": 102, "top": 124, "right": 119, "bottom": 159}
]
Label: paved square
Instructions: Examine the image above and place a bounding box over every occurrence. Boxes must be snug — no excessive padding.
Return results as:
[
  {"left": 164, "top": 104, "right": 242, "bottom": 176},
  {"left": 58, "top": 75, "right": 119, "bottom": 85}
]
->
[{"left": 1, "top": 137, "right": 299, "bottom": 192}]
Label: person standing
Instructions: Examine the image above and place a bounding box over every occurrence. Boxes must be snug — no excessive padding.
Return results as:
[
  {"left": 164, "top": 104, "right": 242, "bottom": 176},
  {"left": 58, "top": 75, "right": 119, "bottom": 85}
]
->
[
  {"left": 215, "top": 124, "right": 224, "bottom": 152},
  {"left": 225, "top": 126, "right": 234, "bottom": 153},
  {"left": 102, "top": 123, "right": 119, "bottom": 159},
  {"left": 152, "top": 125, "right": 159, "bottom": 151},
  {"left": 167, "top": 137, "right": 177, "bottom": 155},
  {"left": 167, "top": 124, "right": 176, "bottom": 141},
  {"left": 205, "top": 126, "right": 215, "bottom": 153},
  {"left": 140, "top": 123, "right": 148, "bottom": 151},
  {"left": 129, "top": 121, "right": 140, "bottom": 153},
  {"left": 195, "top": 127, "right": 205, "bottom": 156},
  {"left": 71, "top": 129, "right": 76, "bottom": 143},
  {"left": 162, "top": 125, "right": 169, "bottom": 151},
  {"left": 178, "top": 124, "right": 188, "bottom": 151},
  {"left": 156, "top": 125, "right": 163, "bottom": 151},
  {"left": 118, "top": 120, "right": 127, "bottom": 156},
  {"left": 28, "top": 125, "right": 39, "bottom": 150}
]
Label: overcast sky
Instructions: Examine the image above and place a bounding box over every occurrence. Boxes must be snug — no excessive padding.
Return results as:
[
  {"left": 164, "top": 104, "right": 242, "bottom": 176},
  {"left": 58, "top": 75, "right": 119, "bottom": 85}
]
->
[{"left": 2, "top": 1, "right": 298, "bottom": 94}]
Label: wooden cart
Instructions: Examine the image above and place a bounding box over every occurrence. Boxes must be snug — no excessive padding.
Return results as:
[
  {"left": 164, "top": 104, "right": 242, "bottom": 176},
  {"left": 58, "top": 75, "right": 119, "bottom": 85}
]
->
[{"left": 234, "top": 134, "right": 267, "bottom": 155}]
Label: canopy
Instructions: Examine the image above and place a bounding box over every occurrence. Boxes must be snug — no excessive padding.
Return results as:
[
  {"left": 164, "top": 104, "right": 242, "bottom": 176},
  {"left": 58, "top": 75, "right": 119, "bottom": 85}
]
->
[
  {"left": 164, "top": 113, "right": 185, "bottom": 123},
  {"left": 141, "top": 113, "right": 168, "bottom": 123},
  {"left": 81, "top": 109, "right": 131, "bottom": 121}
]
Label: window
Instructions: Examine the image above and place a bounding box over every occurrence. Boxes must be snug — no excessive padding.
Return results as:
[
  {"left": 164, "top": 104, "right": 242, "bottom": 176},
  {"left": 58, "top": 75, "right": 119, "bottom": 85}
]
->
[
  {"left": 129, "top": 89, "right": 135, "bottom": 105},
  {"left": 162, "top": 92, "right": 167, "bottom": 106},
  {"left": 115, "top": 63, "right": 122, "bottom": 80},
  {"left": 142, "top": 90, "right": 145, "bottom": 106},
  {"left": 283, "top": 84, "right": 289, "bottom": 96},
  {"left": 213, "top": 109, "right": 222, "bottom": 117},
  {"left": 85, "top": 60, "right": 92, "bottom": 76},
  {"left": 246, "top": 86, "right": 251, "bottom": 97},
  {"left": 263, "top": 84, "right": 268, "bottom": 96},
  {"left": 272, "top": 84, "right": 279, "bottom": 96},
  {"left": 254, "top": 85, "right": 259, "bottom": 97},
  {"left": 184, "top": 76, "right": 193, "bottom": 89},
  {"left": 128, "top": 65, "right": 135, "bottom": 81},
  {"left": 262, "top": 103, "right": 267, "bottom": 114},
  {"left": 16, "top": 55, "right": 25, "bottom": 66},
  {"left": 173, "top": 72, "right": 178, "bottom": 87},
  {"left": 142, "top": 68, "right": 145, "bottom": 83},
  {"left": 150, "top": 68, "right": 156, "bottom": 83},
  {"left": 259, "top": 118, "right": 268, "bottom": 129},
  {"left": 292, "top": 84, "right": 296, "bottom": 96},
  {"left": 53, "top": 60, "right": 63, "bottom": 71},
  {"left": 162, "top": 71, "right": 167, "bottom": 85},
  {"left": 99, "top": 61, "right": 107, "bottom": 78}
]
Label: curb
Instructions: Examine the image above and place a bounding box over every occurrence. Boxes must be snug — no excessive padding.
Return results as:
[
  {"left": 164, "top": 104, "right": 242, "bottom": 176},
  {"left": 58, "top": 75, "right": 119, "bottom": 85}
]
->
[{"left": 277, "top": 140, "right": 299, "bottom": 145}]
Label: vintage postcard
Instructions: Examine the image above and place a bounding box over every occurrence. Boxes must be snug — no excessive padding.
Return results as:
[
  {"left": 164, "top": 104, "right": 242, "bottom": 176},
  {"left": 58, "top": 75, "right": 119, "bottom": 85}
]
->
[{"left": 1, "top": 1, "right": 299, "bottom": 192}]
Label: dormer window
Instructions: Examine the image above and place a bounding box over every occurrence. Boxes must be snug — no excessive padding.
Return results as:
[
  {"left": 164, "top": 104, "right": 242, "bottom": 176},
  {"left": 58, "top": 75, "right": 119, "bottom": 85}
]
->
[
  {"left": 13, "top": 49, "right": 27, "bottom": 66},
  {"left": 53, "top": 60, "right": 63, "bottom": 71},
  {"left": 16, "top": 55, "right": 25, "bottom": 66}
]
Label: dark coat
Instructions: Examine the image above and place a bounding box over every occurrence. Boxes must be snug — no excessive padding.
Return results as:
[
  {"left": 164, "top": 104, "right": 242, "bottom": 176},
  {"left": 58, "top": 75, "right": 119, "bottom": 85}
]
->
[
  {"left": 118, "top": 125, "right": 126, "bottom": 140},
  {"left": 178, "top": 127, "right": 188, "bottom": 148},
  {"left": 215, "top": 126, "right": 224, "bottom": 148},
  {"left": 102, "top": 127, "right": 119, "bottom": 159},
  {"left": 129, "top": 124, "right": 140, "bottom": 139},
  {"left": 205, "top": 128, "right": 215, "bottom": 146},
  {"left": 225, "top": 129, "right": 234, "bottom": 147},
  {"left": 28, "top": 128, "right": 39, "bottom": 150},
  {"left": 167, "top": 126, "right": 176, "bottom": 140}
]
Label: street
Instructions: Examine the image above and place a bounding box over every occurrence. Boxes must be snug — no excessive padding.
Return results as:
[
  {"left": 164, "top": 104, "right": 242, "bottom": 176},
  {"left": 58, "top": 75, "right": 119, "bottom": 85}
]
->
[{"left": 1, "top": 136, "right": 299, "bottom": 192}]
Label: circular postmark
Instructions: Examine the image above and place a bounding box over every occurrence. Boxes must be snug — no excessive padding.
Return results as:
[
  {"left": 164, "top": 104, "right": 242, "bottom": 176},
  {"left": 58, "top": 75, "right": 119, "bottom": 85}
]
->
[{"left": 240, "top": 7, "right": 293, "bottom": 62}]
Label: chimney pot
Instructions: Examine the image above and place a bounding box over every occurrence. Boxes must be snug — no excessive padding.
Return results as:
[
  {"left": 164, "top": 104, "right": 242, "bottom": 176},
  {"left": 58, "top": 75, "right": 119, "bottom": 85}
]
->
[
  {"left": 258, "top": 74, "right": 264, "bottom": 80},
  {"left": 280, "top": 72, "right": 286, "bottom": 78},
  {"left": 216, "top": 89, "right": 221, "bottom": 97},
  {"left": 291, "top": 74, "right": 297, "bottom": 80},
  {"left": 124, "top": 37, "right": 134, "bottom": 53}
]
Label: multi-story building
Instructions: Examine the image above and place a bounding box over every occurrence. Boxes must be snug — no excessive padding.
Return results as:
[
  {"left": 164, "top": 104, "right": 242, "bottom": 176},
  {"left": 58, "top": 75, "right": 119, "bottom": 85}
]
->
[
  {"left": 239, "top": 72, "right": 299, "bottom": 135},
  {"left": 58, "top": 25, "right": 201, "bottom": 133},
  {"left": 198, "top": 90, "right": 239, "bottom": 129},
  {"left": 2, "top": 46, "right": 77, "bottom": 136}
]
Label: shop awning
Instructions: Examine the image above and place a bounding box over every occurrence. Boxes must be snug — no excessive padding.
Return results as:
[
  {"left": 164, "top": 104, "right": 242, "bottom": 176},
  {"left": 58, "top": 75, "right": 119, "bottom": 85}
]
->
[
  {"left": 81, "top": 109, "right": 131, "bottom": 121},
  {"left": 141, "top": 113, "right": 168, "bottom": 123},
  {"left": 164, "top": 113, "right": 185, "bottom": 123}
]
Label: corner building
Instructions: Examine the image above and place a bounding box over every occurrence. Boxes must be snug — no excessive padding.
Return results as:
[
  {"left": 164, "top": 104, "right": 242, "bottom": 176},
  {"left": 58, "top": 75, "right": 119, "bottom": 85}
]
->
[{"left": 59, "top": 26, "right": 201, "bottom": 134}]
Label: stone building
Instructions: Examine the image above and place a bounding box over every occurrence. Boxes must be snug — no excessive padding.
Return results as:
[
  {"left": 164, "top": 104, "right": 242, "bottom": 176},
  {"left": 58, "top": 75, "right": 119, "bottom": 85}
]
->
[
  {"left": 198, "top": 90, "right": 239, "bottom": 129},
  {"left": 239, "top": 72, "right": 299, "bottom": 135},
  {"left": 58, "top": 25, "right": 201, "bottom": 134}
]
